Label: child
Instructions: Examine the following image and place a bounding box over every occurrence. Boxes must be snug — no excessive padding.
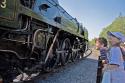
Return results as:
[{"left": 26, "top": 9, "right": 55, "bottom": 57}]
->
[
  {"left": 95, "top": 37, "right": 108, "bottom": 63},
  {"left": 95, "top": 37, "right": 108, "bottom": 83}
]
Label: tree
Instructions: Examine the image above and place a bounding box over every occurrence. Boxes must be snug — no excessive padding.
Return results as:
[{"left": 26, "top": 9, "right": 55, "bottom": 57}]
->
[{"left": 99, "top": 16, "right": 125, "bottom": 38}]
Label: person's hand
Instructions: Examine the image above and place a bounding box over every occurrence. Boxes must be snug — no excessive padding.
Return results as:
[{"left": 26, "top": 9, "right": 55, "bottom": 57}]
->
[{"left": 102, "top": 60, "right": 107, "bottom": 64}]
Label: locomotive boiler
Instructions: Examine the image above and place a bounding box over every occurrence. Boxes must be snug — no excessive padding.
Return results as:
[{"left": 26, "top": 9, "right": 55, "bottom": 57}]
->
[{"left": 0, "top": 0, "right": 88, "bottom": 82}]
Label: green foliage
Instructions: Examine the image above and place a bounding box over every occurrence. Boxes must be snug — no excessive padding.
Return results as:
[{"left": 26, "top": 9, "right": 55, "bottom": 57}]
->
[
  {"left": 90, "top": 16, "right": 125, "bottom": 47},
  {"left": 89, "top": 38, "right": 96, "bottom": 46},
  {"left": 100, "top": 16, "right": 125, "bottom": 38}
]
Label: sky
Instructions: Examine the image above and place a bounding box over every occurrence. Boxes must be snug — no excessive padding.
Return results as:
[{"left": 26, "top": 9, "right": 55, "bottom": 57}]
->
[{"left": 58, "top": 0, "right": 125, "bottom": 40}]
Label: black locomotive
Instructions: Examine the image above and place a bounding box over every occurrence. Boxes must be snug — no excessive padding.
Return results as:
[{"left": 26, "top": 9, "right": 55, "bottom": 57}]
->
[{"left": 0, "top": 0, "right": 88, "bottom": 82}]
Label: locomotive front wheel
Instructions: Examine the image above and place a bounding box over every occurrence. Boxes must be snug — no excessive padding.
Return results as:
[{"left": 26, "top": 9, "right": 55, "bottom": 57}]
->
[{"left": 60, "top": 38, "right": 71, "bottom": 66}]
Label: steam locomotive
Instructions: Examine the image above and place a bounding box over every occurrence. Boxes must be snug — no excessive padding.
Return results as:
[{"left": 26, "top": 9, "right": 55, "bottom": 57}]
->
[{"left": 0, "top": 0, "right": 88, "bottom": 82}]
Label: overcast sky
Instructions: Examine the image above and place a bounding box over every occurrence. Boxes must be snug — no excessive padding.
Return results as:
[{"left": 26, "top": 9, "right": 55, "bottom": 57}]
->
[{"left": 58, "top": 0, "right": 125, "bottom": 40}]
